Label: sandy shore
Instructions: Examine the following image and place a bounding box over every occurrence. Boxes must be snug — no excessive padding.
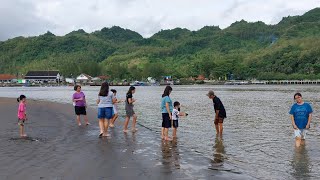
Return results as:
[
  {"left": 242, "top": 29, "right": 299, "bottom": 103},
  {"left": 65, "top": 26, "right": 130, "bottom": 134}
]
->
[{"left": 0, "top": 97, "right": 251, "bottom": 180}]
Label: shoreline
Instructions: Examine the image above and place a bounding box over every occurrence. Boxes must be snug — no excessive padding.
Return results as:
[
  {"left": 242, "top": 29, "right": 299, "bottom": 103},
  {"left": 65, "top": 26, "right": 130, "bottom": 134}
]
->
[{"left": 0, "top": 97, "right": 251, "bottom": 179}]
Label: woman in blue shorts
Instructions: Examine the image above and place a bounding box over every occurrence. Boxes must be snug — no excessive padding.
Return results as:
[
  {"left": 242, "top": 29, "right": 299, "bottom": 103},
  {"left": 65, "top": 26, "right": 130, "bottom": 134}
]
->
[{"left": 97, "top": 82, "right": 116, "bottom": 137}]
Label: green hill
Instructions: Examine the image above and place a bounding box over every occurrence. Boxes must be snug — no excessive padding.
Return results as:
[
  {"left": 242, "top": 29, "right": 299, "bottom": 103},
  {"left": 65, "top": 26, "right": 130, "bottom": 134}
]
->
[{"left": 1, "top": 8, "right": 320, "bottom": 80}]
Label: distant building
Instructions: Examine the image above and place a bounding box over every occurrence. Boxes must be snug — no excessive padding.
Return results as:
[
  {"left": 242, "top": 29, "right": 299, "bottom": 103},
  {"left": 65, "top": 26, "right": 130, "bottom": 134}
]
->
[
  {"left": 65, "top": 78, "right": 75, "bottom": 84},
  {"left": 76, "top": 73, "right": 92, "bottom": 84},
  {"left": 0, "top": 74, "right": 17, "bottom": 83},
  {"left": 25, "top": 71, "right": 61, "bottom": 83}
]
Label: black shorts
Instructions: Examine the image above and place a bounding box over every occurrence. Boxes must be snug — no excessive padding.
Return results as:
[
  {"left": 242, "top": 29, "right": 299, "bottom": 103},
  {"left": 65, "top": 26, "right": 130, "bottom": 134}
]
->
[
  {"left": 75, "top": 106, "right": 87, "bottom": 115},
  {"left": 173, "top": 120, "right": 178, "bottom": 128},
  {"left": 162, "top": 113, "right": 171, "bottom": 128}
]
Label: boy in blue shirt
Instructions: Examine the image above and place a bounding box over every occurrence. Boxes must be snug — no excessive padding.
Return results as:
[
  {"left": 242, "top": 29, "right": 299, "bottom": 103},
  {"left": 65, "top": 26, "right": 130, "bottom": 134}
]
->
[{"left": 289, "top": 93, "right": 313, "bottom": 147}]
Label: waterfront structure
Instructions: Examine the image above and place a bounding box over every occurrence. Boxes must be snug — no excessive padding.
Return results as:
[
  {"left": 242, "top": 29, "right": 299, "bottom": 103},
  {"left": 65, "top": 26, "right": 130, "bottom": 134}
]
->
[
  {"left": 0, "top": 74, "right": 17, "bottom": 83},
  {"left": 24, "top": 71, "right": 61, "bottom": 83}
]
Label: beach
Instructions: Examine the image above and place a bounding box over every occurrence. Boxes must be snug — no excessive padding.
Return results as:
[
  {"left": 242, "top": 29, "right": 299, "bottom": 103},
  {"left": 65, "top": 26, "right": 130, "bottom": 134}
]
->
[{"left": 0, "top": 97, "right": 250, "bottom": 180}]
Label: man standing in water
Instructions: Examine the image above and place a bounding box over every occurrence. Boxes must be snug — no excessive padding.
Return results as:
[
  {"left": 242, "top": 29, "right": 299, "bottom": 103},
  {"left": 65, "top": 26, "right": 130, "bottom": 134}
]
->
[
  {"left": 289, "top": 93, "right": 313, "bottom": 147},
  {"left": 207, "top": 90, "right": 226, "bottom": 136}
]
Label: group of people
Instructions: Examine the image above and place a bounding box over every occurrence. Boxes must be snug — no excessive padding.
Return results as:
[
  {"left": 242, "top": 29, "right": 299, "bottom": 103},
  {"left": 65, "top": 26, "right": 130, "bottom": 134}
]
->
[
  {"left": 16, "top": 84, "right": 313, "bottom": 146},
  {"left": 72, "top": 82, "right": 138, "bottom": 137}
]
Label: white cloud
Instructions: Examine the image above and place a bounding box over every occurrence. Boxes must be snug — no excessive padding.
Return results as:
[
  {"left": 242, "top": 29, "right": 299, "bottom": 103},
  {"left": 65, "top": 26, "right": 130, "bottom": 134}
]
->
[{"left": 0, "top": 0, "right": 319, "bottom": 40}]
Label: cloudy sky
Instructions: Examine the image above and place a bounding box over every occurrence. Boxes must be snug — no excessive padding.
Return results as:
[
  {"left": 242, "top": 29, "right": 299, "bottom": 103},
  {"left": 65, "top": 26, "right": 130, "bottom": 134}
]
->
[{"left": 0, "top": 0, "right": 319, "bottom": 40}]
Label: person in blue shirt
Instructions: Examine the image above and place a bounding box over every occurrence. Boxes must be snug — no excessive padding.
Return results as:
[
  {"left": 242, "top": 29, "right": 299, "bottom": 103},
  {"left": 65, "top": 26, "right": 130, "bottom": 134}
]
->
[
  {"left": 161, "top": 86, "right": 173, "bottom": 141},
  {"left": 289, "top": 93, "right": 313, "bottom": 147}
]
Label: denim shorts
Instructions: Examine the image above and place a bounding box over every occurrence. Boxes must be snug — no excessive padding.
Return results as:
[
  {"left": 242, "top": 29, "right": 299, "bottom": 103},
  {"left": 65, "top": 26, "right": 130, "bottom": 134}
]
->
[{"left": 98, "top": 107, "right": 113, "bottom": 119}]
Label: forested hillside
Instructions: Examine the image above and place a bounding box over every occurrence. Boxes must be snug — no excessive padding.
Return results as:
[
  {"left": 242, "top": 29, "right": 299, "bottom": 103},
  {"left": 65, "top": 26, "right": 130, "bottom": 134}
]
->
[{"left": 1, "top": 8, "right": 320, "bottom": 80}]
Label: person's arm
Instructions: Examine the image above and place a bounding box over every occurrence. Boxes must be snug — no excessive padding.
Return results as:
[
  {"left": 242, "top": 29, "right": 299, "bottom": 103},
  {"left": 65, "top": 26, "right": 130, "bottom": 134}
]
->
[
  {"left": 166, "top": 102, "right": 172, "bottom": 120},
  {"left": 128, "top": 96, "right": 135, "bottom": 104},
  {"left": 215, "top": 110, "right": 220, "bottom": 120},
  {"left": 96, "top": 96, "right": 100, "bottom": 104},
  {"left": 112, "top": 94, "right": 117, "bottom": 104},
  {"left": 306, "top": 113, "right": 312, "bottom": 129},
  {"left": 179, "top": 112, "right": 188, "bottom": 117},
  {"left": 291, "top": 115, "right": 298, "bottom": 129}
]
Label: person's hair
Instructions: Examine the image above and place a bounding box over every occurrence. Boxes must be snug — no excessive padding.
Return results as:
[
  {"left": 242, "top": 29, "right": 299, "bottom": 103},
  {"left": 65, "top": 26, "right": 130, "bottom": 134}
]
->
[
  {"left": 162, "top": 86, "right": 172, "bottom": 97},
  {"left": 17, "top": 95, "right": 26, "bottom": 102},
  {"left": 127, "top": 86, "right": 136, "bottom": 95},
  {"left": 74, "top": 85, "right": 81, "bottom": 91},
  {"left": 294, "top": 92, "right": 302, "bottom": 99},
  {"left": 99, "top": 82, "right": 109, "bottom": 96},
  {"left": 174, "top": 101, "right": 180, "bottom": 107},
  {"left": 111, "top": 89, "right": 117, "bottom": 93}
]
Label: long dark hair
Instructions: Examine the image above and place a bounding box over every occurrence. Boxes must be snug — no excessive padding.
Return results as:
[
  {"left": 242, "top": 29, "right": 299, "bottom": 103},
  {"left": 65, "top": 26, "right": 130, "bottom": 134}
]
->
[
  {"left": 127, "top": 86, "right": 135, "bottom": 95},
  {"left": 162, "top": 85, "right": 172, "bottom": 97},
  {"left": 99, "top": 82, "right": 109, "bottom": 96},
  {"left": 17, "top": 95, "right": 26, "bottom": 102}
]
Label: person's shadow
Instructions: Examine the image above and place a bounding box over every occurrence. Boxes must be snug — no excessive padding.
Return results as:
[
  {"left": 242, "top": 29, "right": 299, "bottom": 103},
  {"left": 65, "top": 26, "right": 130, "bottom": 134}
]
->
[
  {"left": 210, "top": 136, "right": 225, "bottom": 167},
  {"left": 291, "top": 142, "right": 311, "bottom": 179}
]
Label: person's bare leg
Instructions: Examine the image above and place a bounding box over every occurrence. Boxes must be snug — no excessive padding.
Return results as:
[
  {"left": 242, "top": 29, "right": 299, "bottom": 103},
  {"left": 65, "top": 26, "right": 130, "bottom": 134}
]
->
[
  {"left": 219, "top": 123, "right": 223, "bottom": 135},
  {"left": 99, "top": 119, "right": 104, "bottom": 135},
  {"left": 215, "top": 124, "right": 219, "bottom": 135},
  {"left": 295, "top": 137, "right": 301, "bottom": 147},
  {"left": 84, "top": 115, "right": 89, "bottom": 125},
  {"left": 110, "top": 114, "right": 118, "bottom": 127},
  {"left": 161, "top": 127, "right": 164, "bottom": 139},
  {"left": 76, "top": 115, "right": 81, "bottom": 126},
  {"left": 20, "top": 125, "right": 24, "bottom": 137},
  {"left": 164, "top": 128, "right": 172, "bottom": 141},
  {"left": 123, "top": 116, "right": 130, "bottom": 132},
  {"left": 132, "top": 114, "right": 137, "bottom": 132},
  {"left": 103, "top": 119, "right": 110, "bottom": 136},
  {"left": 172, "top": 128, "right": 177, "bottom": 138}
]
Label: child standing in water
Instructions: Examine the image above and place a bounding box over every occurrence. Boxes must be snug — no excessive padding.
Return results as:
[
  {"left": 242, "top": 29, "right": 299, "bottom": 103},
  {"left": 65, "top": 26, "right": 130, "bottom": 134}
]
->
[
  {"left": 123, "top": 86, "right": 137, "bottom": 133},
  {"left": 172, "top": 101, "right": 188, "bottom": 138},
  {"left": 109, "top": 89, "right": 122, "bottom": 128},
  {"left": 17, "top": 95, "right": 27, "bottom": 137},
  {"left": 97, "top": 82, "right": 116, "bottom": 137}
]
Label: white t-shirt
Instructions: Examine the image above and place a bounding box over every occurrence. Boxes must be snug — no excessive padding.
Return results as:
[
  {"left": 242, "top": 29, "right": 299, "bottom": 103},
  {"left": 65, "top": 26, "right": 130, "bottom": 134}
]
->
[
  {"left": 172, "top": 109, "right": 179, "bottom": 120},
  {"left": 98, "top": 92, "right": 114, "bottom": 108}
]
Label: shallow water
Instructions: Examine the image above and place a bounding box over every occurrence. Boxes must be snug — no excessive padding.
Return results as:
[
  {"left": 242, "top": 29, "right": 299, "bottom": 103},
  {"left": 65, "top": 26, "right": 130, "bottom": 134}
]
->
[{"left": 1, "top": 85, "right": 320, "bottom": 179}]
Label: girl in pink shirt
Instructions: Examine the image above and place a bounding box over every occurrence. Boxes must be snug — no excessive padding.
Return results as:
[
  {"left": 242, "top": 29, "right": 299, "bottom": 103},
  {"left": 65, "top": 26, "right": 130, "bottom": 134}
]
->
[{"left": 17, "top": 95, "right": 27, "bottom": 137}]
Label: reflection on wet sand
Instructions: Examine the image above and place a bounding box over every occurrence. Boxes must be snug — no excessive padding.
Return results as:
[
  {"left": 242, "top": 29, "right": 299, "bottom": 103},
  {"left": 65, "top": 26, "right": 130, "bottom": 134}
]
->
[
  {"left": 211, "top": 136, "right": 225, "bottom": 167},
  {"left": 161, "top": 139, "right": 181, "bottom": 171},
  {"left": 291, "top": 142, "right": 311, "bottom": 179}
]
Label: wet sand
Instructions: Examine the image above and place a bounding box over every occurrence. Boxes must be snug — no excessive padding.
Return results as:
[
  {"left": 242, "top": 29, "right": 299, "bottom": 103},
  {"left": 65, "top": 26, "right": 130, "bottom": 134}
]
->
[{"left": 0, "top": 97, "right": 251, "bottom": 180}]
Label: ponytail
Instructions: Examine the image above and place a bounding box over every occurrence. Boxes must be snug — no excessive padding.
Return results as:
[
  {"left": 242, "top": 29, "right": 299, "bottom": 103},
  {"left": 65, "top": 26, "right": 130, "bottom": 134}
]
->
[{"left": 17, "top": 95, "right": 26, "bottom": 102}]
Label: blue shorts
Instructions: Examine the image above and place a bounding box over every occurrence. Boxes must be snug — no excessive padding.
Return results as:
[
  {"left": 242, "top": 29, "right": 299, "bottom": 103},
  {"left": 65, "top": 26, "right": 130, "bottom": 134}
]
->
[{"left": 98, "top": 107, "right": 113, "bottom": 119}]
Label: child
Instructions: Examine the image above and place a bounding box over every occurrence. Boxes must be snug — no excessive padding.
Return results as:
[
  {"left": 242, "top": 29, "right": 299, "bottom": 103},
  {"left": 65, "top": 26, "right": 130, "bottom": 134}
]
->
[
  {"left": 97, "top": 82, "right": 116, "bottom": 137},
  {"left": 123, "top": 86, "right": 137, "bottom": 133},
  {"left": 109, "top": 89, "right": 122, "bottom": 128},
  {"left": 17, "top": 95, "right": 27, "bottom": 137},
  {"left": 172, "top": 101, "right": 188, "bottom": 138}
]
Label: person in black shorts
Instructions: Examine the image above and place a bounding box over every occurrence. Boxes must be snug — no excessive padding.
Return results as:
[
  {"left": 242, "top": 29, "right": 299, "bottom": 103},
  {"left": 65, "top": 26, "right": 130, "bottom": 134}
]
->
[
  {"left": 207, "top": 90, "right": 226, "bottom": 136},
  {"left": 172, "top": 101, "right": 188, "bottom": 138},
  {"left": 161, "top": 86, "right": 173, "bottom": 141}
]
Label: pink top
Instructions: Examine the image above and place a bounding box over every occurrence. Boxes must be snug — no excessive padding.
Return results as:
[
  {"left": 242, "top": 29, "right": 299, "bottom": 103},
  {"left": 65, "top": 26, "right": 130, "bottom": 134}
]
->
[{"left": 18, "top": 102, "right": 26, "bottom": 119}]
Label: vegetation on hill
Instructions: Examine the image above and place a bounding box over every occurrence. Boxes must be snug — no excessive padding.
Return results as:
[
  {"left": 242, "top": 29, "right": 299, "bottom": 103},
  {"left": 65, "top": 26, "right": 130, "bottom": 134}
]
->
[{"left": 1, "top": 8, "right": 320, "bottom": 81}]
